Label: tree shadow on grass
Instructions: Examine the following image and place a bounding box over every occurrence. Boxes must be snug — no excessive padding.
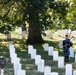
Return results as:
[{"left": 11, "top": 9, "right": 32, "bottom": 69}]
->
[
  {"left": 0, "top": 37, "right": 75, "bottom": 75},
  {"left": 0, "top": 38, "right": 28, "bottom": 58},
  {"left": 44, "top": 39, "right": 59, "bottom": 50},
  {"left": 32, "top": 39, "right": 61, "bottom": 60},
  {"left": 44, "top": 39, "right": 63, "bottom": 56},
  {"left": 0, "top": 39, "right": 9, "bottom": 58}
]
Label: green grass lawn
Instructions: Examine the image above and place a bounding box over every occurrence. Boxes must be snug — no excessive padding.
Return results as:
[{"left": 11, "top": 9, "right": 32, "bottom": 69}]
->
[{"left": 0, "top": 33, "right": 76, "bottom": 75}]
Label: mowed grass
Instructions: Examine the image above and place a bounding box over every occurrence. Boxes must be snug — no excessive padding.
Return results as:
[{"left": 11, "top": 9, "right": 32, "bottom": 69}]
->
[{"left": 0, "top": 33, "right": 76, "bottom": 75}]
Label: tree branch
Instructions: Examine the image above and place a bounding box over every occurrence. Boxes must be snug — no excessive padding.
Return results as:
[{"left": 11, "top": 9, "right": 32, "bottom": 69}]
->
[{"left": 2, "top": 1, "right": 15, "bottom": 21}]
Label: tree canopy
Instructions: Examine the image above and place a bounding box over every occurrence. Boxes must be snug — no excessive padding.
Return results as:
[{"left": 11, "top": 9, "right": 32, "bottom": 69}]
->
[{"left": 0, "top": 0, "right": 76, "bottom": 44}]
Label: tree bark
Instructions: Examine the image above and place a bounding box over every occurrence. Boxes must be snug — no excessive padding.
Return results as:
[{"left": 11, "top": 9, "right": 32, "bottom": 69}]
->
[
  {"left": 26, "top": 22, "right": 44, "bottom": 44},
  {"left": 26, "top": 12, "right": 44, "bottom": 44}
]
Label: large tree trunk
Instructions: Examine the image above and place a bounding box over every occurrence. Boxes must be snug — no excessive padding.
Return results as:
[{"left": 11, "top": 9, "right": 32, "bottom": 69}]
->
[
  {"left": 26, "top": 22, "right": 44, "bottom": 44},
  {"left": 26, "top": 12, "right": 44, "bottom": 44}
]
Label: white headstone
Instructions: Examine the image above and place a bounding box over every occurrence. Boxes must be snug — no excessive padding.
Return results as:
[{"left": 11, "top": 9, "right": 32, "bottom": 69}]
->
[
  {"left": 15, "top": 58, "right": 20, "bottom": 64},
  {"left": 8, "top": 41, "right": 13, "bottom": 48},
  {"left": 35, "top": 55, "right": 41, "bottom": 65},
  {"left": 53, "top": 51, "right": 58, "bottom": 61},
  {"left": 59, "top": 40, "right": 63, "bottom": 48},
  {"left": 64, "top": 29, "right": 67, "bottom": 37},
  {"left": 58, "top": 57, "right": 64, "bottom": 68},
  {"left": 10, "top": 51, "right": 15, "bottom": 57},
  {"left": 31, "top": 49, "right": 36, "bottom": 59},
  {"left": 50, "top": 72, "right": 58, "bottom": 75},
  {"left": 18, "top": 27, "right": 22, "bottom": 34},
  {"left": 65, "top": 64, "right": 72, "bottom": 75},
  {"left": 38, "top": 59, "right": 44, "bottom": 72},
  {"left": 11, "top": 53, "right": 17, "bottom": 63},
  {"left": 59, "top": 30, "right": 62, "bottom": 37},
  {"left": 61, "top": 30, "right": 65, "bottom": 37},
  {"left": 9, "top": 47, "right": 15, "bottom": 58},
  {"left": 12, "top": 57, "right": 20, "bottom": 64},
  {"left": 67, "top": 0, "right": 70, "bottom": 3},
  {"left": 14, "top": 63, "right": 22, "bottom": 70},
  {"left": 75, "top": 54, "right": 76, "bottom": 63},
  {"left": 70, "top": 31, "right": 76, "bottom": 37},
  {"left": 17, "top": 70, "right": 26, "bottom": 75},
  {"left": 68, "top": 29, "right": 71, "bottom": 34},
  {"left": 44, "top": 66, "right": 51, "bottom": 75},
  {"left": 1, "top": 69, "right": 4, "bottom": 75},
  {"left": 14, "top": 64, "right": 22, "bottom": 75},
  {"left": 73, "top": 70, "right": 76, "bottom": 75},
  {"left": 9, "top": 44, "right": 14, "bottom": 49},
  {"left": 28, "top": 45, "right": 33, "bottom": 54},
  {"left": 48, "top": 46, "right": 53, "bottom": 56},
  {"left": 57, "top": 30, "right": 61, "bottom": 36},
  {"left": 22, "top": 31, "right": 25, "bottom": 39},
  {"left": 44, "top": 43, "right": 49, "bottom": 51},
  {"left": 9, "top": 47, "right": 15, "bottom": 54},
  {"left": 65, "top": 29, "right": 67, "bottom": 33},
  {"left": 55, "top": 0, "right": 58, "bottom": 2},
  {"left": 69, "top": 48, "right": 74, "bottom": 58}
]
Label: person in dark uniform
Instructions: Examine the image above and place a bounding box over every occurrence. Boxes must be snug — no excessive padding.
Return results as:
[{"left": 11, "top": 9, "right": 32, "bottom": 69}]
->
[{"left": 62, "top": 35, "right": 72, "bottom": 62}]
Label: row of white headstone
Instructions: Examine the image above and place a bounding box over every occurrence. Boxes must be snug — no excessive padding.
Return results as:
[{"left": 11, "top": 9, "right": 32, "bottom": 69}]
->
[
  {"left": 6, "top": 42, "right": 76, "bottom": 75},
  {"left": 8, "top": 42, "right": 26, "bottom": 75},
  {"left": 44, "top": 43, "right": 64, "bottom": 68},
  {"left": 44, "top": 43, "right": 76, "bottom": 75},
  {"left": 44, "top": 43, "right": 74, "bottom": 58},
  {"left": 55, "top": 29, "right": 76, "bottom": 38},
  {"left": 55, "top": 29, "right": 71, "bottom": 37},
  {"left": 28, "top": 45, "right": 59, "bottom": 75}
]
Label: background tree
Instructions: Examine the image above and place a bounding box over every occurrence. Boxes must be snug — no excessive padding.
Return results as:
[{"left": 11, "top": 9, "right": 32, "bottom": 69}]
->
[
  {"left": 66, "top": 0, "right": 76, "bottom": 30},
  {"left": 49, "top": 0, "right": 69, "bottom": 30}
]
